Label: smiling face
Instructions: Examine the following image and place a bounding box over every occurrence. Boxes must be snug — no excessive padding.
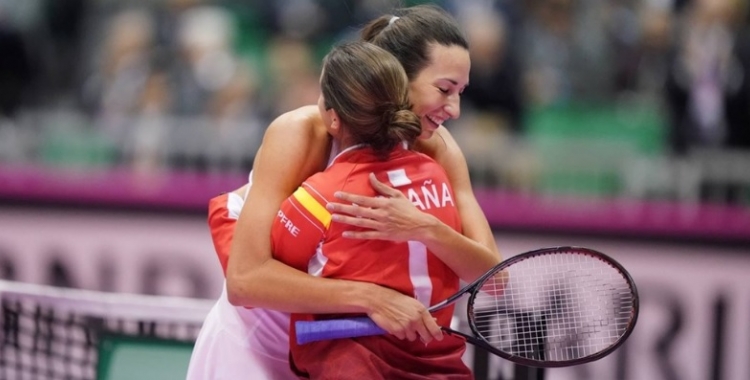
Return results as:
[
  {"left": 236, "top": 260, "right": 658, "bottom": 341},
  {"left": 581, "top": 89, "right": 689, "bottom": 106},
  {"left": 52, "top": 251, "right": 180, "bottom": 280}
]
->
[{"left": 408, "top": 43, "right": 470, "bottom": 140}]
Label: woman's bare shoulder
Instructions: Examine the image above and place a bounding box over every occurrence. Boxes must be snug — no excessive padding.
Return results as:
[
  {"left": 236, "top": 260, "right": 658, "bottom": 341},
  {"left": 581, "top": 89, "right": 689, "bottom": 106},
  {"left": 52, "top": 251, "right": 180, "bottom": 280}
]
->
[
  {"left": 414, "top": 126, "right": 463, "bottom": 164},
  {"left": 266, "top": 105, "right": 326, "bottom": 136},
  {"left": 258, "top": 105, "right": 331, "bottom": 179}
]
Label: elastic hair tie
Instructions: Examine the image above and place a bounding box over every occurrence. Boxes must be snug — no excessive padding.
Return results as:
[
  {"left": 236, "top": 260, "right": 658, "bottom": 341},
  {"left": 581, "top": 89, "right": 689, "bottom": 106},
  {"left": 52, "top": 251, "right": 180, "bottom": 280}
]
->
[{"left": 388, "top": 16, "right": 400, "bottom": 25}]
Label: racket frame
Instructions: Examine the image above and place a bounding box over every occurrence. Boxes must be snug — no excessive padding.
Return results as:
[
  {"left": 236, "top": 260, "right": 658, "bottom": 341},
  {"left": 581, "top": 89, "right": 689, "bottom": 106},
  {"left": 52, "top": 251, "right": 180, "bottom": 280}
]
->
[{"left": 461, "top": 246, "right": 640, "bottom": 368}]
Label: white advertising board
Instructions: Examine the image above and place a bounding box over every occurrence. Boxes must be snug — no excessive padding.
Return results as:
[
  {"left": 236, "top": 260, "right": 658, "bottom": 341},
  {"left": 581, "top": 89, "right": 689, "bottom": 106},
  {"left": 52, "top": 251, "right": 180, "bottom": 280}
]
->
[
  {"left": 0, "top": 207, "right": 224, "bottom": 299},
  {"left": 1, "top": 208, "right": 749, "bottom": 380}
]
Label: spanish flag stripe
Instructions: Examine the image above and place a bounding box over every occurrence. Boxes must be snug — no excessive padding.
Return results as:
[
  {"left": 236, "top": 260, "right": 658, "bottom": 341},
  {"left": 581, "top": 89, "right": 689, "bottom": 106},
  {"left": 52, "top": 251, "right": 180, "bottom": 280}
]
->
[{"left": 292, "top": 187, "right": 331, "bottom": 228}]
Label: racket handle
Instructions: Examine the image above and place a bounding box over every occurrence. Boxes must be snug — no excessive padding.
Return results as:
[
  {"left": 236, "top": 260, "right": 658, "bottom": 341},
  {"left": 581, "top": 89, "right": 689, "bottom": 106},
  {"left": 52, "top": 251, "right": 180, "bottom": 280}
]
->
[{"left": 295, "top": 317, "right": 386, "bottom": 344}]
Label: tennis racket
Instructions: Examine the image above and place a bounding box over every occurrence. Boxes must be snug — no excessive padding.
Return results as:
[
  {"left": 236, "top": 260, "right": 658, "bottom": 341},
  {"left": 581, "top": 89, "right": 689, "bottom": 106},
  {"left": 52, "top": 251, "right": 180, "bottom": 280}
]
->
[{"left": 296, "top": 246, "right": 639, "bottom": 368}]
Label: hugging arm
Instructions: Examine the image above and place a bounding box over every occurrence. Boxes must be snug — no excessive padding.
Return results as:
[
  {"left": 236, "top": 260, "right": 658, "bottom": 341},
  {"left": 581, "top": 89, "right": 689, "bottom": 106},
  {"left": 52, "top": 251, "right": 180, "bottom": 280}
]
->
[{"left": 224, "top": 108, "right": 441, "bottom": 342}]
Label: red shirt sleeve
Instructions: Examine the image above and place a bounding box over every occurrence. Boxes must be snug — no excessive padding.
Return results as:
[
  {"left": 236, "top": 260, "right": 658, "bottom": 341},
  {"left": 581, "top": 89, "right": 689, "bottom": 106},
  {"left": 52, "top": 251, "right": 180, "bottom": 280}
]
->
[
  {"left": 207, "top": 193, "right": 235, "bottom": 275},
  {"left": 271, "top": 184, "right": 329, "bottom": 272}
]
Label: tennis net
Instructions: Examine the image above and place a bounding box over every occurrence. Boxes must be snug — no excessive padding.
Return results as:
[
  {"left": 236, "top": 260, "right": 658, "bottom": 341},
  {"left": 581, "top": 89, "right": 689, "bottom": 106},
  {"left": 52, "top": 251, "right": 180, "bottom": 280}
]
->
[{"left": 0, "top": 280, "right": 213, "bottom": 380}]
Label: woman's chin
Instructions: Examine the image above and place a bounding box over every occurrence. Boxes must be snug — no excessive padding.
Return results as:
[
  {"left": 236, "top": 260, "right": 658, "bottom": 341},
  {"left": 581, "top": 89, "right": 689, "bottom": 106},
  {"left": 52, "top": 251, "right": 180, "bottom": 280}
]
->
[
  {"left": 418, "top": 121, "right": 439, "bottom": 140},
  {"left": 418, "top": 129, "right": 435, "bottom": 140}
]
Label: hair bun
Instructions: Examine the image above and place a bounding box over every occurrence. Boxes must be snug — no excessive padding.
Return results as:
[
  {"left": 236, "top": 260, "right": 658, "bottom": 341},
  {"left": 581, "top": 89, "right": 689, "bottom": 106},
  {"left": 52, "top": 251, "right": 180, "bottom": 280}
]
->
[{"left": 386, "top": 108, "right": 421, "bottom": 145}]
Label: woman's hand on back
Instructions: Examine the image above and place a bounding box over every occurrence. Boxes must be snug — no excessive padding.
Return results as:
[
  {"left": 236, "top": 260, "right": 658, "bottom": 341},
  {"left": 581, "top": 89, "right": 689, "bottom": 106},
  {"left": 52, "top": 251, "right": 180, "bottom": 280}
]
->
[
  {"left": 328, "top": 127, "right": 502, "bottom": 283},
  {"left": 326, "top": 173, "right": 437, "bottom": 242}
]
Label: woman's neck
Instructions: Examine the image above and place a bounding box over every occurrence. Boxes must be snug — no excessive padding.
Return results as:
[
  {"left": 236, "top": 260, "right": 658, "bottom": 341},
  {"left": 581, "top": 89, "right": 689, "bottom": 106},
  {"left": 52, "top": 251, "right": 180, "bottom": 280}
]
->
[{"left": 336, "top": 129, "right": 359, "bottom": 150}]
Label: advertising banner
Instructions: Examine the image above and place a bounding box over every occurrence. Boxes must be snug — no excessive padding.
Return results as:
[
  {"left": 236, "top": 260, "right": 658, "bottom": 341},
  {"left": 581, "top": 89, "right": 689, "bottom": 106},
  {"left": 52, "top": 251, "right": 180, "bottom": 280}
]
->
[{"left": 1, "top": 208, "right": 749, "bottom": 380}]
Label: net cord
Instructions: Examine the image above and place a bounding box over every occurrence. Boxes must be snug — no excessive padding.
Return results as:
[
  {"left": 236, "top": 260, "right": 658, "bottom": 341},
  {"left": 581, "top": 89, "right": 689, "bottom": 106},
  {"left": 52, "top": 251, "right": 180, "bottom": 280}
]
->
[{"left": 0, "top": 280, "right": 213, "bottom": 323}]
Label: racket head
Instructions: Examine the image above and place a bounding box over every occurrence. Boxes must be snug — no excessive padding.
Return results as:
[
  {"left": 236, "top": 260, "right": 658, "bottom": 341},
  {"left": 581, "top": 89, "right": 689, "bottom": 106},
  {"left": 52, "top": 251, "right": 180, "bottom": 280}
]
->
[{"left": 465, "top": 246, "right": 639, "bottom": 368}]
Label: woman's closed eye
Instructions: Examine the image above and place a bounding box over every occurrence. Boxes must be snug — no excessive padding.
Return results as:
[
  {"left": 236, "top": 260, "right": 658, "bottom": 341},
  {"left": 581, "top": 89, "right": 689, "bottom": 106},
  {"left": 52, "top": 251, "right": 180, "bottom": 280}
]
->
[{"left": 438, "top": 85, "right": 467, "bottom": 96}]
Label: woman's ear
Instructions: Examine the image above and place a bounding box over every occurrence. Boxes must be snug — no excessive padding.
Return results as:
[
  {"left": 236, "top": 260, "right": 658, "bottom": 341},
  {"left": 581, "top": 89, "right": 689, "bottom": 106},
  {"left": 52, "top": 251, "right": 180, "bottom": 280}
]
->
[{"left": 327, "top": 109, "right": 342, "bottom": 137}]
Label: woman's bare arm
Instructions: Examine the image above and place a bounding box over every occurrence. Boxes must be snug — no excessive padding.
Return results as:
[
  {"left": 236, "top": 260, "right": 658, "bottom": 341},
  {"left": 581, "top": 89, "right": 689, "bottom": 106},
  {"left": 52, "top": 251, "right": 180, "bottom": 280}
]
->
[
  {"left": 326, "top": 126, "right": 501, "bottom": 282},
  {"left": 427, "top": 126, "right": 502, "bottom": 275},
  {"left": 224, "top": 107, "right": 442, "bottom": 342}
]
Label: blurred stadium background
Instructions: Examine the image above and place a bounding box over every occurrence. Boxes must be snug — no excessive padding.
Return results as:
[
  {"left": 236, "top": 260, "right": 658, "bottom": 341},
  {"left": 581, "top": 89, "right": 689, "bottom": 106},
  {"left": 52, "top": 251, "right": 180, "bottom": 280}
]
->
[{"left": 0, "top": 0, "right": 749, "bottom": 379}]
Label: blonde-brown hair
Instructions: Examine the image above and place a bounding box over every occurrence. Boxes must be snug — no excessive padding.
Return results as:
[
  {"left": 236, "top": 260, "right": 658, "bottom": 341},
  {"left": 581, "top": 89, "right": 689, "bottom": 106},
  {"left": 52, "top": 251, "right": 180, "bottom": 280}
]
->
[{"left": 321, "top": 42, "right": 421, "bottom": 158}]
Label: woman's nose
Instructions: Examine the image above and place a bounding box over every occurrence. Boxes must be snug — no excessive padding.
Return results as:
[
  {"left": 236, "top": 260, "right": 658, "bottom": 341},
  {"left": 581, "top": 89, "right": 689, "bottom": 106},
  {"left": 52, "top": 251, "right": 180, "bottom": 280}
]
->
[{"left": 445, "top": 95, "right": 461, "bottom": 119}]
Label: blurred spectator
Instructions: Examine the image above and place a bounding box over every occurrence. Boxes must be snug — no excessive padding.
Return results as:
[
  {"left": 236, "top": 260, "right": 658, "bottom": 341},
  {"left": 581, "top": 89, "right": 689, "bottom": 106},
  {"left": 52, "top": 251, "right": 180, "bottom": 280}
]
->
[
  {"left": 83, "top": 8, "right": 156, "bottom": 120},
  {"left": 611, "top": 0, "right": 676, "bottom": 100},
  {"left": 521, "top": 0, "right": 615, "bottom": 106},
  {"left": 265, "top": 35, "right": 321, "bottom": 115},
  {"left": 125, "top": 68, "right": 172, "bottom": 173},
  {"left": 0, "top": 9, "right": 33, "bottom": 118},
  {"left": 447, "top": 2, "right": 527, "bottom": 187},
  {"left": 0, "top": 5, "right": 34, "bottom": 163},
  {"left": 665, "top": 0, "right": 750, "bottom": 153},
  {"left": 201, "top": 60, "right": 265, "bottom": 173},
  {"left": 276, "top": 0, "right": 328, "bottom": 40},
  {"left": 38, "top": 0, "right": 87, "bottom": 106},
  {"left": 456, "top": 3, "right": 524, "bottom": 133},
  {"left": 78, "top": 4, "right": 265, "bottom": 173},
  {"left": 172, "top": 5, "right": 238, "bottom": 116},
  {"left": 664, "top": 0, "right": 750, "bottom": 204},
  {"left": 1, "top": 0, "right": 748, "bottom": 205},
  {"left": 80, "top": 7, "right": 157, "bottom": 168}
]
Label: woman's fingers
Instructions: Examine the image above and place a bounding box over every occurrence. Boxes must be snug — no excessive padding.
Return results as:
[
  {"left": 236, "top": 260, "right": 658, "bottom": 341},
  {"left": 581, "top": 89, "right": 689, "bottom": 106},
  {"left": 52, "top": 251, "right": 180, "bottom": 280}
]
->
[
  {"left": 326, "top": 202, "right": 381, "bottom": 220},
  {"left": 331, "top": 214, "right": 380, "bottom": 230},
  {"left": 367, "top": 286, "right": 444, "bottom": 344},
  {"left": 368, "top": 172, "right": 403, "bottom": 198},
  {"left": 415, "top": 313, "right": 443, "bottom": 344},
  {"left": 326, "top": 172, "right": 433, "bottom": 242},
  {"left": 333, "top": 191, "right": 385, "bottom": 209},
  {"left": 331, "top": 172, "right": 405, "bottom": 208},
  {"left": 404, "top": 327, "right": 418, "bottom": 342},
  {"left": 329, "top": 213, "right": 397, "bottom": 240}
]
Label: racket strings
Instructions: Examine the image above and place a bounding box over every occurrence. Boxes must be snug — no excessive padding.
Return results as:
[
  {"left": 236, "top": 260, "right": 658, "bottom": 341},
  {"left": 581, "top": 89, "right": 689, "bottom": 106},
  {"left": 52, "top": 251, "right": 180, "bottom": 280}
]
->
[{"left": 469, "top": 251, "right": 636, "bottom": 362}]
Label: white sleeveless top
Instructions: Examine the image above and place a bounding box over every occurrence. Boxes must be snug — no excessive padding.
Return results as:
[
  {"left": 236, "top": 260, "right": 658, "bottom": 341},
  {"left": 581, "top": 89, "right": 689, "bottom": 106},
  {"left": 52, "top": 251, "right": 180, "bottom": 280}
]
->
[{"left": 186, "top": 141, "right": 341, "bottom": 380}]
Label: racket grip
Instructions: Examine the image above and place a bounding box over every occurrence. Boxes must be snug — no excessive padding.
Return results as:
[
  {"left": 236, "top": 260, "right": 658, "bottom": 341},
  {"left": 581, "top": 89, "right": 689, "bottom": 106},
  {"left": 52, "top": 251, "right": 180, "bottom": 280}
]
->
[{"left": 295, "top": 317, "right": 386, "bottom": 345}]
